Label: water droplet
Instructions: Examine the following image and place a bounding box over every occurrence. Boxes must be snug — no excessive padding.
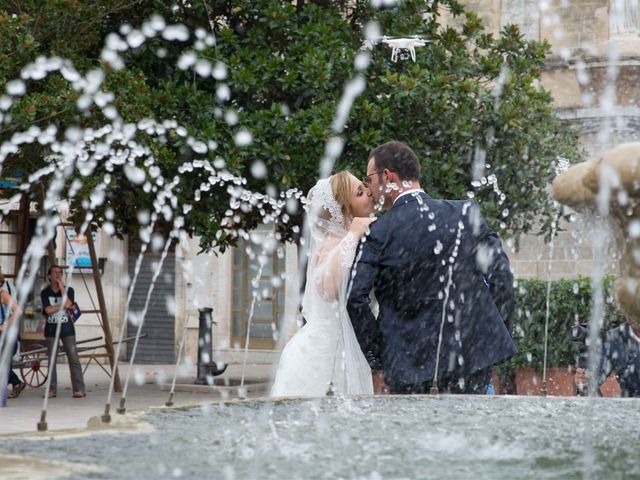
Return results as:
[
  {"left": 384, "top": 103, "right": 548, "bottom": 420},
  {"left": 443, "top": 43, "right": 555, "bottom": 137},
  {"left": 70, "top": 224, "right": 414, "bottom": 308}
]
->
[
  {"left": 0, "top": 95, "right": 12, "bottom": 110},
  {"left": 126, "top": 30, "right": 146, "bottom": 49},
  {"left": 65, "top": 126, "right": 83, "bottom": 142},
  {"left": 354, "top": 52, "right": 371, "bottom": 71},
  {"left": 103, "top": 222, "right": 115, "bottom": 236},
  {"left": 137, "top": 209, "right": 151, "bottom": 226},
  {"left": 234, "top": 129, "right": 253, "bottom": 147},
  {"left": 177, "top": 51, "right": 197, "bottom": 70},
  {"left": 364, "top": 20, "right": 381, "bottom": 43},
  {"left": 124, "top": 164, "right": 146, "bottom": 185},
  {"left": 216, "top": 84, "right": 231, "bottom": 102},
  {"left": 213, "top": 61, "right": 228, "bottom": 80},
  {"left": 152, "top": 234, "right": 165, "bottom": 251},
  {"left": 134, "top": 369, "right": 145, "bottom": 385},
  {"left": 149, "top": 15, "right": 166, "bottom": 31},
  {"left": 6, "top": 80, "right": 26, "bottom": 96},
  {"left": 194, "top": 59, "right": 212, "bottom": 77},
  {"left": 251, "top": 160, "right": 267, "bottom": 179},
  {"left": 162, "top": 24, "right": 190, "bottom": 42}
]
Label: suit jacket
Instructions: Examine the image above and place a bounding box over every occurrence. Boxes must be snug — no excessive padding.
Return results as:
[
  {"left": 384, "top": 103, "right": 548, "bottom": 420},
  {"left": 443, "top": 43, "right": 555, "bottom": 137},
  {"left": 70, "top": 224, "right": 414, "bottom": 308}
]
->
[{"left": 346, "top": 192, "right": 516, "bottom": 387}]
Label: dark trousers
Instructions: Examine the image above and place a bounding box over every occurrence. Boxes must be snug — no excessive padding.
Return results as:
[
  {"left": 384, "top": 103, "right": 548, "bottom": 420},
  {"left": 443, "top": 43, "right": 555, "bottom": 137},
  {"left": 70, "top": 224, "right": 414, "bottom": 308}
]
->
[
  {"left": 389, "top": 367, "right": 492, "bottom": 395},
  {"left": 0, "top": 331, "right": 21, "bottom": 386},
  {"left": 45, "top": 335, "right": 85, "bottom": 394}
]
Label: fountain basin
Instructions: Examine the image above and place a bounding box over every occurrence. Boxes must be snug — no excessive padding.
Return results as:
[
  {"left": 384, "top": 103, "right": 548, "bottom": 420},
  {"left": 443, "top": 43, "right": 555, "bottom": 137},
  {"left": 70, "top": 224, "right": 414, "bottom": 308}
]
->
[{"left": 0, "top": 395, "right": 638, "bottom": 479}]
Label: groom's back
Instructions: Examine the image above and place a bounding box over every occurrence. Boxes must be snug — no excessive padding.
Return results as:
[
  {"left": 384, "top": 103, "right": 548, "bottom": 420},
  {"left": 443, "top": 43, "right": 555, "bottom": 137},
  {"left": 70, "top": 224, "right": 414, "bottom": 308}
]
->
[
  {"left": 373, "top": 196, "right": 478, "bottom": 307},
  {"left": 362, "top": 192, "right": 515, "bottom": 385}
]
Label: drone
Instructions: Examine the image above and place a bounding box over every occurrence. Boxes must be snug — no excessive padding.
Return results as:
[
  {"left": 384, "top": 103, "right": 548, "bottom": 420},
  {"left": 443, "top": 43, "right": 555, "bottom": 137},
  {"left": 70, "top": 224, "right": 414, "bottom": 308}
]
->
[{"left": 380, "top": 36, "right": 428, "bottom": 62}]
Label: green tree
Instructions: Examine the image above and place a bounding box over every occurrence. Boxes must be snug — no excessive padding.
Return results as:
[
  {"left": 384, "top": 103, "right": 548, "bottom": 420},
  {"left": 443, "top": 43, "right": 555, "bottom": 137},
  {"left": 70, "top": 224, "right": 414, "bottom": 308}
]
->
[{"left": 0, "top": 1, "right": 579, "bottom": 251}]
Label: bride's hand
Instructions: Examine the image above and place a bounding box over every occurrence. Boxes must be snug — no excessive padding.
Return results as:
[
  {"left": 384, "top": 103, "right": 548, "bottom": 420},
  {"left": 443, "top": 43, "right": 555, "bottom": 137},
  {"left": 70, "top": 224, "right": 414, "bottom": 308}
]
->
[{"left": 350, "top": 216, "right": 376, "bottom": 238}]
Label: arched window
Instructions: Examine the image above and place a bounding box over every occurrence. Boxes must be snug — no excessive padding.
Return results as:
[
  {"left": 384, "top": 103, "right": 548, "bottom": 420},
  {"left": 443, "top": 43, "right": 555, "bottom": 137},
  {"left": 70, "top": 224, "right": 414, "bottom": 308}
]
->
[{"left": 610, "top": 0, "right": 640, "bottom": 35}]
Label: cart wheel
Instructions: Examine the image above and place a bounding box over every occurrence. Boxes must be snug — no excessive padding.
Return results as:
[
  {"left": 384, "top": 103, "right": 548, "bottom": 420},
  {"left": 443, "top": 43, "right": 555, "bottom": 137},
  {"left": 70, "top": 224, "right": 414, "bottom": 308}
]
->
[{"left": 20, "top": 343, "right": 49, "bottom": 388}]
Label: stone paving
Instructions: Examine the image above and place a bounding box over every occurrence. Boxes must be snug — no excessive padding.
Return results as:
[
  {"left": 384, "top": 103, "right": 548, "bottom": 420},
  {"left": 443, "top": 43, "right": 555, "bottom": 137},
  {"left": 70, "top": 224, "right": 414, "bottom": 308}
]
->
[{"left": 0, "top": 361, "right": 271, "bottom": 436}]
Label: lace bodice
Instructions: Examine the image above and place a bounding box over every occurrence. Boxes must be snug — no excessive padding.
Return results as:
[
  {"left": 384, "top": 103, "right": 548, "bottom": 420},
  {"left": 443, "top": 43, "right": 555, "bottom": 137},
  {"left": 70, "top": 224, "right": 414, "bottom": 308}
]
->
[{"left": 312, "top": 232, "right": 360, "bottom": 302}]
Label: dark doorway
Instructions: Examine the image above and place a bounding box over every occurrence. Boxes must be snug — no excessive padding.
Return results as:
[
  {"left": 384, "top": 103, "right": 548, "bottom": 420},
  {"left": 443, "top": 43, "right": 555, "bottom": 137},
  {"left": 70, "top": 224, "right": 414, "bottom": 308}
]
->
[{"left": 126, "top": 250, "right": 176, "bottom": 364}]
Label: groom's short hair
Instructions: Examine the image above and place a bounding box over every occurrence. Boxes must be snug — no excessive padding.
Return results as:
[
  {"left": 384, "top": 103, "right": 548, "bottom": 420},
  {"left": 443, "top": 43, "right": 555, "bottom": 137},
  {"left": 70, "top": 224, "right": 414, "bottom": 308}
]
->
[{"left": 369, "top": 141, "right": 420, "bottom": 181}]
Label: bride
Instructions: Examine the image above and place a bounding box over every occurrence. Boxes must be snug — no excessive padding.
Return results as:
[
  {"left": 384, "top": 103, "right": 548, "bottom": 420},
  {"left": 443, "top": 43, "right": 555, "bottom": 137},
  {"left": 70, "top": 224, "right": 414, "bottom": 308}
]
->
[{"left": 271, "top": 171, "right": 375, "bottom": 397}]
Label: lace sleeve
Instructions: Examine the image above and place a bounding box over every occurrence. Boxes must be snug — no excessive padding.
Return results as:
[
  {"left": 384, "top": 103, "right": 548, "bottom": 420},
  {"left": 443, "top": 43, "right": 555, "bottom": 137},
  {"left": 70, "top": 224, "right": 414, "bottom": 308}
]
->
[
  {"left": 314, "top": 233, "right": 360, "bottom": 302},
  {"left": 339, "top": 232, "right": 359, "bottom": 269}
]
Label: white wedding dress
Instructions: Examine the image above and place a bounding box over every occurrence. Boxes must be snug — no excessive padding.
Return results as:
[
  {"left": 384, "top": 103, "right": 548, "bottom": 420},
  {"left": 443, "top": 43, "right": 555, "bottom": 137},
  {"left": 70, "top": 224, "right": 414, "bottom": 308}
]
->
[{"left": 270, "top": 178, "right": 373, "bottom": 397}]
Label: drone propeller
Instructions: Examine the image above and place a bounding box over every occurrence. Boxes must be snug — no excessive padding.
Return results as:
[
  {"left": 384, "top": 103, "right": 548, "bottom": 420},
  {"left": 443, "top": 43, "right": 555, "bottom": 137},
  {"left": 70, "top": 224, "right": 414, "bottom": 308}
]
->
[{"left": 380, "top": 35, "right": 428, "bottom": 42}]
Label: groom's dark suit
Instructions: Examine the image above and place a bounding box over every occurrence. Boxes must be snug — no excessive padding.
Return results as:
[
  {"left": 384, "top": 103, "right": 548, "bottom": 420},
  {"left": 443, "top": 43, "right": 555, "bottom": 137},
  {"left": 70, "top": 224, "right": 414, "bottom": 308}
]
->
[{"left": 346, "top": 191, "right": 516, "bottom": 392}]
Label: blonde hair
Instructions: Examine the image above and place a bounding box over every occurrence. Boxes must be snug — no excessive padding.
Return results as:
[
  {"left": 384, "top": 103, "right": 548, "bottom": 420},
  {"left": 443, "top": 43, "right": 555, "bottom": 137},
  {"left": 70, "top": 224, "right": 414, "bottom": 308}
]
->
[{"left": 331, "top": 171, "right": 353, "bottom": 227}]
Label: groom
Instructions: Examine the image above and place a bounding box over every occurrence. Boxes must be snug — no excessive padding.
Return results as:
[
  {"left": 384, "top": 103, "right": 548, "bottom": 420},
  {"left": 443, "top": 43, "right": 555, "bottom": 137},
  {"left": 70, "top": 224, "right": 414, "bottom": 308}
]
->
[{"left": 347, "top": 141, "right": 516, "bottom": 394}]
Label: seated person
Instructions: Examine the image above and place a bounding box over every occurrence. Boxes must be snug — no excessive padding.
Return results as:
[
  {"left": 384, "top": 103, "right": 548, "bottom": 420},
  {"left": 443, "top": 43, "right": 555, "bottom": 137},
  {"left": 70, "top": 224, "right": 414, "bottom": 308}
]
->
[{"left": 574, "top": 318, "right": 640, "bottom": 397}]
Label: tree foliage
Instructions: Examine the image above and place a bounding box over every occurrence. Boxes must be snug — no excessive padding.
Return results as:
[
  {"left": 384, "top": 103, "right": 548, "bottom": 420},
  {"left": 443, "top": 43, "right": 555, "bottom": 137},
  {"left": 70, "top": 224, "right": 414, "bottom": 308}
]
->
[{"left": 0, "top": 0, "right": 580, "bottom": 251}]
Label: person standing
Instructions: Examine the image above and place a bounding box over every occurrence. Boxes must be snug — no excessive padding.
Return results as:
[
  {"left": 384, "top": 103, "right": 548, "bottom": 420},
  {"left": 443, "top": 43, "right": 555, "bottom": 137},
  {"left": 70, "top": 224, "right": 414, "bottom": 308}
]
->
[
  {"left": 271, "top": 171, "right": 375, "bottom": 397},
  {"left": 0, "top": 272, "right": 26, "bottom": 402},
  {"left": 347, "top": 141, "right": 516, "bottom": 394},
  {"left": 41, "top": 265, "right": 85, "bottom": 398}
]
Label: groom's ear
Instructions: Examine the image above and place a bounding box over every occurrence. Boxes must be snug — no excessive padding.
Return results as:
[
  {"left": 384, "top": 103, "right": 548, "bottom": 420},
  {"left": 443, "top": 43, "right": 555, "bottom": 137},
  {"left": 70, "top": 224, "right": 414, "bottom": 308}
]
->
[{"left": 383, "top": 168, "right": 396, "bottom": 183}]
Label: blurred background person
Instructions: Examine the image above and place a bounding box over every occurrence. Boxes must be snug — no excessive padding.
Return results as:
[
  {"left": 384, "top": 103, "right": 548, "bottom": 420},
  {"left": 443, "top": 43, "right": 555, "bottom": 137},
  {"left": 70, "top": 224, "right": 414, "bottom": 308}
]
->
[
  {"left": 41, "top": 265, "right": 85, "bottom": 398},
  {"left": 0, "top": 271, "right": 26, "bottom": 403},
  {"left": 574, "top": 318, "right": 640, "bottom": 397}
]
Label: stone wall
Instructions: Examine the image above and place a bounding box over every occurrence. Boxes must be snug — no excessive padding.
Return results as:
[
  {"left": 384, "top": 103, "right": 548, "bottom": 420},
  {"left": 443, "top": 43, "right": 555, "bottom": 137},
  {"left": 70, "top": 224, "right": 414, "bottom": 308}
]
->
[
  {"left": 462, "top": 0, "right": 640, "bottom": 281},
  {"left": 507, "top": 218, "right": 620, "bottom": 280}
]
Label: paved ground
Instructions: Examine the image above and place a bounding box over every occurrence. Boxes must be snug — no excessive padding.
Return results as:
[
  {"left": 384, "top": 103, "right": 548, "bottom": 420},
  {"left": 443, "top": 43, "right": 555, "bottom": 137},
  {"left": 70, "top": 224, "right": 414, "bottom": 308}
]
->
[{"left": 0, "top": 361, "right": 272, "bottom": 436}]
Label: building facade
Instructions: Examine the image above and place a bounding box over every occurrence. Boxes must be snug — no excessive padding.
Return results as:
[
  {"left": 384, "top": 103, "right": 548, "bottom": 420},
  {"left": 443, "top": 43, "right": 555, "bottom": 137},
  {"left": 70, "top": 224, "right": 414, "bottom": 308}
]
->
[{"left": 462, "top": 0, "right": 639, "bottom": 280}]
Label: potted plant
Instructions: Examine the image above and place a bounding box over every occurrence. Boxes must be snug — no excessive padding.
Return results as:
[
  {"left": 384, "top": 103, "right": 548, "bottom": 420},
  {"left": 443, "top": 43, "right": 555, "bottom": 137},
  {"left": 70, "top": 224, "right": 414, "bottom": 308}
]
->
[{"left": 495, "top": 276, "right": 623, "bottom": 396}]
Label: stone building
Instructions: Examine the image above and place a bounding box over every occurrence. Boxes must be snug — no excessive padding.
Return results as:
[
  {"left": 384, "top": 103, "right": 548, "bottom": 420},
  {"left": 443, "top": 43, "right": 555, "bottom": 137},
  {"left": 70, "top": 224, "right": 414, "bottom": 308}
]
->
[{"left": 461, "top": 0, "right": 640, "bottom": 280}]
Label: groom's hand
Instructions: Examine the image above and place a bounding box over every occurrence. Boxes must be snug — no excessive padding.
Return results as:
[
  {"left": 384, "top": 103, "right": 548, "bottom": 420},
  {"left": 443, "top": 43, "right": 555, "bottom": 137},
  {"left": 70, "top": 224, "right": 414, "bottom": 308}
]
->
[{"left": 372, "top": 370, "right": 388, "bottom": 394}]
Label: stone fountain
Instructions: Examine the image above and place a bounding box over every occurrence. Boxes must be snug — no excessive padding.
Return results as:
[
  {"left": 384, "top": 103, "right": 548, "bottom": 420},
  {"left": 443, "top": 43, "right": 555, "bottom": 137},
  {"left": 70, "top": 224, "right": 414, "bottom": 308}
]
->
[{"left": 552, "top": 142, "right": 640, "bottom": 328}]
